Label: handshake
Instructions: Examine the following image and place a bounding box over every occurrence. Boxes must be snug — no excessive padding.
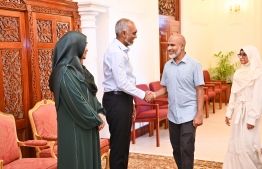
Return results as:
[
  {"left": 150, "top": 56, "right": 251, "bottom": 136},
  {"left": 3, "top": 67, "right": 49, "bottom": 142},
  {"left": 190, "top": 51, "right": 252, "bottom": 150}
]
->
[{"left": 144, "top": 91, "right": 156, "bottom": 102}]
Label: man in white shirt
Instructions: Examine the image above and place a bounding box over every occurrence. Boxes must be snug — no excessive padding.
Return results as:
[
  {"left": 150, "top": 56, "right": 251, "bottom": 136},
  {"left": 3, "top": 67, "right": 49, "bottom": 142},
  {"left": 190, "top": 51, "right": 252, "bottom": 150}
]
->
[{"left": 102, "top": 18, "right": 153, "bottom": 169}]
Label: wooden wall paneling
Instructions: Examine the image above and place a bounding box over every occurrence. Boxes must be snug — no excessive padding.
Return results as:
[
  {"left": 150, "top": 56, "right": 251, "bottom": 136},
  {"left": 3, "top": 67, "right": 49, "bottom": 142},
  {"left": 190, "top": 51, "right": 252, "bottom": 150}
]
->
[
  {"left": 31, "top": 13, "right": 73, "bottom": 105},
  {"left": 0, "top": 0, "right": 80, "bottom": 157},
  {"left": 0, "top": 8, "right": 32, "bottom": 157},
  {"left": 158, "top": 0, "right": 180, "bottom": 78}
]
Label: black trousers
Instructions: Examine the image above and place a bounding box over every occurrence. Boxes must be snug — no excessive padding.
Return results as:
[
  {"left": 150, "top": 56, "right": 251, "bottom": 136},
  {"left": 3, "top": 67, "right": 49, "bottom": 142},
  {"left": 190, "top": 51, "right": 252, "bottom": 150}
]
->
[
  {"left": 102, "top": 92, "right": 133, "bottom": 169},
  {"left": 169, "top": 120, "right": 196, "bottom": 169}
]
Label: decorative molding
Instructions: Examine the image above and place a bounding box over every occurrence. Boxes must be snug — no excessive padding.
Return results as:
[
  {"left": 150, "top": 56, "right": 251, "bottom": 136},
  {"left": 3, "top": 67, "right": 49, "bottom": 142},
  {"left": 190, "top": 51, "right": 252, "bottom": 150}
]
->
[
  {"left": 0, "top": 16, "right": 20, "bottom": 42},
  {"left": 77, "top": 1, "right": 109, "bottom": 29},
  {"left": 1, "top": 49, "right": 24, "bottom": 119},
  {"left": 31, "top": 5, "right": 73, "bottom": 16},
  {"left": 159, "top": 0, "right": 175, "bottom": 16},
  {"left": 26, "top": 4, "right": 38, "bottom": 104},
  {"left": 38, "top": 49, "right": 54, "bottom": 101},
  {"left": 77, "top": 1, "right": 109, "bottom": 13},
  {"left": 0, "top": 1, "right": 26, "bottom": 11},
  {"left": 73, "top": 11, "right": 81, "bottom": 32}
]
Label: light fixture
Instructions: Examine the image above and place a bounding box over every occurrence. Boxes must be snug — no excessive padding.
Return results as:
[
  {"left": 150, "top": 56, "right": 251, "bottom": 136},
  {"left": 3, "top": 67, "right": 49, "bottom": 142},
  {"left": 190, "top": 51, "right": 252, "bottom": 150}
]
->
[{"left": 230, "top": 3, "right": 240, "bottom": 13}]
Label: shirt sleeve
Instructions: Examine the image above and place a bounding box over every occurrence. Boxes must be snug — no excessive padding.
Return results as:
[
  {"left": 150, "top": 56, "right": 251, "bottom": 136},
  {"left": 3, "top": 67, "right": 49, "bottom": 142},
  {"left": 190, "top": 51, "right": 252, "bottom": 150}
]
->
[
  {"left": 193, "top": 62, "right": 204, "bottom": 87},
  {"left": 225, "top": 92, "right": 236, "bottom": 118},
  {"left": 247, "top": 75, "right": 262, "bottom": 125},
  {"left": 60, "top": 69, "right": 103, "bottom": 129},
  {"left": 111, "top": 52, "right": 145, "bottom": 99}
]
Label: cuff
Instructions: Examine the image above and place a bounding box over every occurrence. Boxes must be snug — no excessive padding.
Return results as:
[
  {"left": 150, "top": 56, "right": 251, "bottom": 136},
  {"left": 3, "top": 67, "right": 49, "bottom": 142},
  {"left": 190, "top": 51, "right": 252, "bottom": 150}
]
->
[{"left": 247, "top": 118, "right": 256, "bottom": 126}]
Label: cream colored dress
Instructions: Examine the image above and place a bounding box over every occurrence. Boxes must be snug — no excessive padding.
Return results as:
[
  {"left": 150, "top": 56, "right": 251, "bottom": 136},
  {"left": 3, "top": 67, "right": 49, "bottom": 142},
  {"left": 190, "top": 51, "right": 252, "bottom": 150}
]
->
[{"left": 223, "top": 75, "right": 262, "bottom": 169}]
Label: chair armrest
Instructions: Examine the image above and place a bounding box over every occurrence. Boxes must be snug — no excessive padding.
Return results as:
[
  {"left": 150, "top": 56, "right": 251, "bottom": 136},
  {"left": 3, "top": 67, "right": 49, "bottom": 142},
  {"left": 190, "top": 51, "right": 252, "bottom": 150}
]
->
[
  {"left": 212, "top": 80, "right": 226, "bottom": 84},
  {"left": 36, "top": 134, "right": 57, "bottom": 141},
  {"left": 0, "top": 159, "right": 3, "bottom": 169},
  {"left": 18, "top": 140, "right": 57, "bottom": 159},
  {"left": 205, "top": 81, "right": 222, "bottom": 88},
  {"left": 41, "top": 135, "right": 57, "bottom": 141},
  {"left": 135, "top": 103, "right": 160, "bottom": 109},
  {"left": 204, "top": 84, "right": 215, "bottom": 90},
  {"left": 154, "top": 98, "right": 168, "bottom": 103},
  {"left": 21, "top": 140, "right": 48, "bottom": 146}
]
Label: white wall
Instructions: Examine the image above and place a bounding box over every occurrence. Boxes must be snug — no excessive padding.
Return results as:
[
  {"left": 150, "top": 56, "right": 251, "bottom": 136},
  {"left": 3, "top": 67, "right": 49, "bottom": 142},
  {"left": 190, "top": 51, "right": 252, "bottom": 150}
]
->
[
  {"left": 181, "top": 0, "right": 262, "bottom": 70},
  {"left": 94, "top": 0, "right": 160, "bottom": 101}
]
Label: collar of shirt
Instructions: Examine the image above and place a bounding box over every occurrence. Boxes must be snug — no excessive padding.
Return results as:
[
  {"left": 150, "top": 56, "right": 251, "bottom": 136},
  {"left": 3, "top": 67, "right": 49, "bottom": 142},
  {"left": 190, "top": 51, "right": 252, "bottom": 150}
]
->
[
  {"left": 113, "top": 39, "right": 130, "bottom": 54},
  {"left": 171, "top": 54, "right": 189, "bottom": 65}
]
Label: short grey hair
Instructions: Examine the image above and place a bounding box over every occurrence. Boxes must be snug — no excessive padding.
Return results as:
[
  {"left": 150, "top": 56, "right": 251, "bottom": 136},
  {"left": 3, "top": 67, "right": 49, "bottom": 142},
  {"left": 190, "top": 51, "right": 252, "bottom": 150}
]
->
[{"left": 115, "top": 18, "right": 134, "bottom": 37}]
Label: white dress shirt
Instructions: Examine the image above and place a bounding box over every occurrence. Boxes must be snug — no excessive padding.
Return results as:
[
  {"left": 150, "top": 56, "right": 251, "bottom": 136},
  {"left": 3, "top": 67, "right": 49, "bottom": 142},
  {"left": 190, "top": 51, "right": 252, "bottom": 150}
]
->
[{"left": 103, "top": 39, "right": 145, "bottom": 99}]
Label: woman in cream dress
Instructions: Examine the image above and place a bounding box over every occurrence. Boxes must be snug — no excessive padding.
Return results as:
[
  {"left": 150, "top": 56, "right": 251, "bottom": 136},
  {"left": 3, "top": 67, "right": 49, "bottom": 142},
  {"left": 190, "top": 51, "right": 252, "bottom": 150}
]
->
[{"left": 223, "top": 45, "right": 262, "bottom": 169}]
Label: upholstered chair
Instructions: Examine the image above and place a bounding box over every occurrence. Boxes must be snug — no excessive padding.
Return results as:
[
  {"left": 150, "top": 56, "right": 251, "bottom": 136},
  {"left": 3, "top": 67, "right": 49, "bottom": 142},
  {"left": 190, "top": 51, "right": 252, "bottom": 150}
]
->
[
  {"left": 28, "top": 99, "right": 110, "bottom": 169},
  {"left": 28, "top": 99, "right": 58, "bottom": 158},
  {"left": 0, "top": 112, "right": 57, "bottom": 169},
  {"left": 132, "top": 84, "right": 168, "bottom": 147},
  {"left": 149, "top": 81, "right": 168, "bottom": 109},
  {"left": 203, "top": 70, "right": 225, "bottom": 109}
]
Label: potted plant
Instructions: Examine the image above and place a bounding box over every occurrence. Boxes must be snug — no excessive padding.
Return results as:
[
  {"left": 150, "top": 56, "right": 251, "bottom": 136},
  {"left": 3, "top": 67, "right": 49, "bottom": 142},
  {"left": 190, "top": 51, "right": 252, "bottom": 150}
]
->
[{"left": 208, "top": 51, "right": 240, "bottom": 83}]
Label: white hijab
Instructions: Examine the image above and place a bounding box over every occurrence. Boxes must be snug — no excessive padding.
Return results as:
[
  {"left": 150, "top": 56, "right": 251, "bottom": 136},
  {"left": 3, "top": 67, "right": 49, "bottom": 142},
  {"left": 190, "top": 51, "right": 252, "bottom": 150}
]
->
[{"left": 231, "top": 45, "right": 262, "bottom": 93}]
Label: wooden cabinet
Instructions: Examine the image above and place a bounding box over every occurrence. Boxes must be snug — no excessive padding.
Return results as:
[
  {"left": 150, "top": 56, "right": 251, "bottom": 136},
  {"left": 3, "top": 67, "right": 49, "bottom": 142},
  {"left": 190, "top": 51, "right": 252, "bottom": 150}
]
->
[{"left": 0, "top": 0, "right": 80, "bottom": 157}]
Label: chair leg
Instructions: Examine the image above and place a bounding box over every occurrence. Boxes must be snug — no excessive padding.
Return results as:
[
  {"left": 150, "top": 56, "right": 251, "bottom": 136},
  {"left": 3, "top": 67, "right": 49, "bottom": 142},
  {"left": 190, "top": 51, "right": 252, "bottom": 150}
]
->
[
  {"left": 219, "top": 93, "right": 222, "bottom": 109},
  {"left": 101, "top": 152, "right": 110, "bottom": 169},
  {"left": 164, "top": 118, "right": 168, "bottom": 129},
  {"left": 224, "top": 90, "right": 228, "bottom": 105},
  {"left": 149, "top": 122, "right": 154, "bottom": 137},
  {"left": 132, "top": 122, "right": 136, "bottom": 144},
  {"left": 205, "top": 100, "right": 209, "bottom": 118},
  {"left": 156, "top": 120, "right": 160, "bottom": 147},
  {"left": 212, "top": 98, "right": 215, "bottom": 114}
]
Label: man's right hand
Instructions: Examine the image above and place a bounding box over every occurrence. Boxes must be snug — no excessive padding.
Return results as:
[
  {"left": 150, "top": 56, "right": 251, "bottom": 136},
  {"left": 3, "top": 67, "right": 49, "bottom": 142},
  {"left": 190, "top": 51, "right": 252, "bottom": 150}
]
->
[{"left": 144, "top": 91, "right": 155, "bottom": 102}]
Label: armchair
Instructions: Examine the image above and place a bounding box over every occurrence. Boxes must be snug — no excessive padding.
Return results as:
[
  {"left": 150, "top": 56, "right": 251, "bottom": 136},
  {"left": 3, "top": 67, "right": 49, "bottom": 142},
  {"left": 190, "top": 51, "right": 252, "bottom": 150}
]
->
[
  {"left": 28, "top": 99, "right": 109, "bottom": 169},
  {"left": 0, "top": 112, "right": 57, "bottom": 169},
  {"left": 132, "top": 84, "right": 168, "bottom": 147},
  {"left": 28, "top": 99, "right": 58, "bottom": 158}
]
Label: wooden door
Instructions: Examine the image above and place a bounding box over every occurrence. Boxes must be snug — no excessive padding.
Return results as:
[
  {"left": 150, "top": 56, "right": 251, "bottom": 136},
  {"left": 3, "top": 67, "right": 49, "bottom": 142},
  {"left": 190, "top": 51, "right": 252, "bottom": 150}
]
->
[
  {"left": 0, "top": 9, "right": 31, "bottom": 156},
  {"left": 159, "top": 15, "right": 180, "bottom": 77}
]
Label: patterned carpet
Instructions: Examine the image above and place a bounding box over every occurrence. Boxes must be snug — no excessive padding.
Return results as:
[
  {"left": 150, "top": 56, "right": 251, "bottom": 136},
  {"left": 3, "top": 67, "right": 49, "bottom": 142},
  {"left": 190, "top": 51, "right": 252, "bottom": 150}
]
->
[{"left": 102, "top": 153, "right": 223, "bottom": 169}]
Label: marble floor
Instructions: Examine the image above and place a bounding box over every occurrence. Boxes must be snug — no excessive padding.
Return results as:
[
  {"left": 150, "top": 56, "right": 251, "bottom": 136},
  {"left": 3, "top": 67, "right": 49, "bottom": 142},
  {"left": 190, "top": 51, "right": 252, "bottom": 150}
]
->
[{"left": 129, "top": 104, "right": 262, "bottom": 162}]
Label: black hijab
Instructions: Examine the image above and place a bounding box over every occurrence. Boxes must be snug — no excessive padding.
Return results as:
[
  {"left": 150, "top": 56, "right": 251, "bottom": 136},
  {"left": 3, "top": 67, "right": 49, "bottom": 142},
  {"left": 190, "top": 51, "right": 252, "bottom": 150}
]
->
[{"left": 49, "top": 31, "right": 86, "bottom": 105}]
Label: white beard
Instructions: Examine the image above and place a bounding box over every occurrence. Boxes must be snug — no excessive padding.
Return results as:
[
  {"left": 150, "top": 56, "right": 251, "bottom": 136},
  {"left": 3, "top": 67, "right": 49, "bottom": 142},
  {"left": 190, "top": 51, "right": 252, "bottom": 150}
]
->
[
  {"left": 169, "top": 47, "right": 181, "bottom": 59},
  {"left": 125, "top": 36, "right": 133, "bottom": 46}
]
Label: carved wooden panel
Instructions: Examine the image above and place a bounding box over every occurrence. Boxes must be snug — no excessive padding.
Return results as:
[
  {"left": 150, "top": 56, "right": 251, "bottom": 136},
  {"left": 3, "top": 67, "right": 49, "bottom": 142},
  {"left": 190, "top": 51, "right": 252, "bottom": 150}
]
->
[
  {"left": 56, "top": 21, "right": 69, "bottom": 40},
  {"left": 0, "top": 16, "right": 20, "bottom": 41},
  {"left": 1, "top": 49, "right": 24, "bottom": 118},
  {"left": 30, "top": 13, "right": 73, "bottom": 104},
  {"left": 37, "top": 20, "right": 53, "bottom": 43},
  {"left": 159, "top": 0, "right": 175, "bottom": 16},
  {"left": 38, "top": 49, "right": 54, "bottom": 100}
]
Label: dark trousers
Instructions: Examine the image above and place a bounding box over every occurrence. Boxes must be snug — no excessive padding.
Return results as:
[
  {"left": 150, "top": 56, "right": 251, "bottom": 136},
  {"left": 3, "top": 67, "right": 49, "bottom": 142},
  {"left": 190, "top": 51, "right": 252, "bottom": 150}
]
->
[
  {"left": 169, "top": 120, "right": 196, "bottom": 169},
  {"left": 102, "top": 93, "right": 133, "bottom": 169}
]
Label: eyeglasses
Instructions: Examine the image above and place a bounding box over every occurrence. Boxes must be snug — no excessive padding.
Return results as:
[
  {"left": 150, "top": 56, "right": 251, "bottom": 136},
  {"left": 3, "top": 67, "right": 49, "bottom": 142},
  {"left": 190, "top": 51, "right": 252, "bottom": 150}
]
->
[{"left": 237, "top": 53, "right": 247, "bottom": 58}]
